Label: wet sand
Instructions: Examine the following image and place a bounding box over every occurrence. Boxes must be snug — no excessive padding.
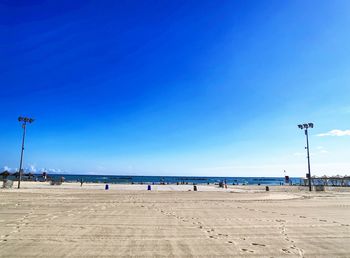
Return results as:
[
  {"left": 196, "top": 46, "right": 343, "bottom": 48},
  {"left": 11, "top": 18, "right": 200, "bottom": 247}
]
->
[{"left": 0, "top": 183, "right": 349, "bottom": 257}]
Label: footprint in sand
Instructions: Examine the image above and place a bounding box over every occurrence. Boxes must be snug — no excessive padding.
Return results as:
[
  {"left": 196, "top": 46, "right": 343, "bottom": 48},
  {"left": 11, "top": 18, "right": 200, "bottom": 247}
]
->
[
  {"left": 241, "top": 248, "right": 254, "bottom": 253},
  {"left": 282, "top": 248, "right": 291, "bottom": 254},
  {"left": 251, "top": 242, "right": 266, "bottom": 247}
]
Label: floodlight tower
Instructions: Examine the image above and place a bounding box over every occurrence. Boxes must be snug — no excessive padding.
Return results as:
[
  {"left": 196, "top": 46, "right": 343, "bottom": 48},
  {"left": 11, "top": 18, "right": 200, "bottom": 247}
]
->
[
  {"left": 17, "top": 116, "right": 34, "bottom": 189},
  {"left": 297, "top": 123, "right": 314, "bottom": 191}
]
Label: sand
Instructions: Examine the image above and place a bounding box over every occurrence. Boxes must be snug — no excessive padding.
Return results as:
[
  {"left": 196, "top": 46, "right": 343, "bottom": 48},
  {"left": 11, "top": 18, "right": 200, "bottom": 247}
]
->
[{"left": 0, "top": 182, "right": 349, "bottom": 257}]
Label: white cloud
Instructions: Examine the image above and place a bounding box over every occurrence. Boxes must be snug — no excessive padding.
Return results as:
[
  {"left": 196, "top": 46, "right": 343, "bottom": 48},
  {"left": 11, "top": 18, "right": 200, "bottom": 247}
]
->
[
  {"left": 27, "top": 164, "right": 37, "bottom": 173},
  {"left": 2, "top": 166, "right": 17, "bottom": 172},
  {"left": 50, "top": 168, "right": 62, "bottom": 173},
  {"left": 317, "top": 129, "right": 350, "bottom": 137},
  {"left": 41, "top": 168, "right": 62, "bottom": 173},
  {"left": 1, "top": 165, "right": 62, "bottom": 174}
]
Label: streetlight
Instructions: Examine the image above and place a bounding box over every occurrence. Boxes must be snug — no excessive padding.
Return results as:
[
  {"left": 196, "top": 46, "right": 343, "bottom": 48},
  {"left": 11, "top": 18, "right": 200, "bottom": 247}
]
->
[
  {"left": 297, "top": 122, "right": 314, "bottom": 191},
  {"left": 17, "top": 116, "right": 34, "bottom": 189}
]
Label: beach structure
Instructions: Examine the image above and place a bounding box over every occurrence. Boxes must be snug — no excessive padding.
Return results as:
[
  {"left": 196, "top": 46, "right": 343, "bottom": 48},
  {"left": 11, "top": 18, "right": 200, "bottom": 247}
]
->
[
  {"left": 42, "top": 172, "right": 48, "bottom": 181},
  {"left": 17, "top": 116, "right": 35, "bottom": 189},
  {"left": 303, "top": 175, "right": 350, "bottom": 187},
  {"left": 297, "top": 123, "right": 314, "bottom": 191}
]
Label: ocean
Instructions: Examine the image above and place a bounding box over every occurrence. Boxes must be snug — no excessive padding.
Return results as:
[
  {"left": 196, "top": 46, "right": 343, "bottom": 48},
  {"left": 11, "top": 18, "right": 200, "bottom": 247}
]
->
[{"left": 37, "top": 174, "right": 301, "bottom": 185}]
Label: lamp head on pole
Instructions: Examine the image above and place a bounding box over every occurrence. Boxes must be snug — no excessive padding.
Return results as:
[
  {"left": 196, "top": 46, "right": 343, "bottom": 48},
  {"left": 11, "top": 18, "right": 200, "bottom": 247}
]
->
[
  {"left": 297, "top": 123, "right": 315, "bottom": 130},
  {"left": 18, "top": 116, "right": 35, "bottom": 124}
]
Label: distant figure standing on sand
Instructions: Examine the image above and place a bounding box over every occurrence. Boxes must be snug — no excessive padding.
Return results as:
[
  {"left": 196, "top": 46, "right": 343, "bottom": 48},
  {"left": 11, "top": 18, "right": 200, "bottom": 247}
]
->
[{"left": 80, "top": 178, "right": 84, "bottom": 187}]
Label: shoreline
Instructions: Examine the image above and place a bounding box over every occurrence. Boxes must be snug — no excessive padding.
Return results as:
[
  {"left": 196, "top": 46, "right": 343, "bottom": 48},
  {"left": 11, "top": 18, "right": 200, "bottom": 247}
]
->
[{"left": 2, "top": 181, "right": 350, "bottom": 192}]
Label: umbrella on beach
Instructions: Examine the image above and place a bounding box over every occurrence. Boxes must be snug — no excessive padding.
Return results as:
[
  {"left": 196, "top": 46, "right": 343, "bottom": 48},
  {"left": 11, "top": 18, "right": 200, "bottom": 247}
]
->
[
  {"left": 0, "top": 170, "right": 11, "bottom": 179},
  {"left": 25, "top": 172, "right": 34, "bottom": 180},
  {"left": 12, "top": 172, "right": 21, "bottom": 178}
]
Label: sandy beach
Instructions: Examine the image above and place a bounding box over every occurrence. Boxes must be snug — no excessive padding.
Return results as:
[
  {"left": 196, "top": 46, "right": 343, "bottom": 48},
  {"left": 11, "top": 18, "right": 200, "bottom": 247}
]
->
[{"left": 1, "top": 182, "right": 349, "bottom": 257}]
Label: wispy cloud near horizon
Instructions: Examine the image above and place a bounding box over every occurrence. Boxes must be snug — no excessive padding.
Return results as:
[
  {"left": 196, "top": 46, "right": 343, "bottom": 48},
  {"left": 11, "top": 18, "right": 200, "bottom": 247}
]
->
[
  {"left": 1, "top": 165, "right": 63, "bottom": 174},
  {"left": 317, "top": 129, "right": 350, "bottom": 137}
]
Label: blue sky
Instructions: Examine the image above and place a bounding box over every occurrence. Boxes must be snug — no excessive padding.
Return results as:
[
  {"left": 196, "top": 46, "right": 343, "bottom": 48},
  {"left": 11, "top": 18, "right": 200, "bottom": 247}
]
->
[{"left": 1, "top": 0, "right": 350, "bottom": 176}]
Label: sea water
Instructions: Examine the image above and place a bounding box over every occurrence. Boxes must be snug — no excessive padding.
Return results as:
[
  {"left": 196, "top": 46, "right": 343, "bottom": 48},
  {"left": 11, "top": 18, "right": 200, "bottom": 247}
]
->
[{"left": 39, "top": 174, "right": 301, "bottom": 185}]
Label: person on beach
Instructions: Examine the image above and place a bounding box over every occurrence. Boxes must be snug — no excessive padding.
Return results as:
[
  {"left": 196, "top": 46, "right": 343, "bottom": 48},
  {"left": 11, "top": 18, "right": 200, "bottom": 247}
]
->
[{"left": 80, "top": 178, "right": 84, "bottom": 187}]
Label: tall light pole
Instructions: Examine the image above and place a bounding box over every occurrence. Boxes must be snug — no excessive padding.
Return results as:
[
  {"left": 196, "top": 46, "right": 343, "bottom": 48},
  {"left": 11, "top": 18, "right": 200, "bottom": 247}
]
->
[
  {"left": 17, "top": 116, "right": 34, "bottom": 189},
  {"left": 298, "top": 123, "right": 314, "bottom": 191}
]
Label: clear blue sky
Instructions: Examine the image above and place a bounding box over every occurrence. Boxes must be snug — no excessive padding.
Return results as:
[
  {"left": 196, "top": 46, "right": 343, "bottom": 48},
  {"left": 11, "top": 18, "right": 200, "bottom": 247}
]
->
[{"left": 1, "top": 0, "right": 350, "bottom": 176}]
